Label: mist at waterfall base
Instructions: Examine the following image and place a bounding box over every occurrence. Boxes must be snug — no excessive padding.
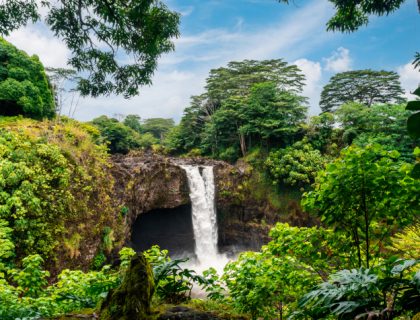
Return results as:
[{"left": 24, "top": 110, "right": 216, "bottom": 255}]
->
[{"left": 131, "top": 165, "right": 239, "bottom": 276}]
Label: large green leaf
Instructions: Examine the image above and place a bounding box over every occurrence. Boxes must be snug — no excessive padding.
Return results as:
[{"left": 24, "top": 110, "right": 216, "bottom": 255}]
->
[
  {"left": 413, "top": 87, "right": 420, "bottom": 97},
  {"left": 407, "top": 112, "right": 420, "bottom": 138}
]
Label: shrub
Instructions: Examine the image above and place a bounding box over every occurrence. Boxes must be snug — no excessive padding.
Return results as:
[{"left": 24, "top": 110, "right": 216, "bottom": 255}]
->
[{"left": 0, "top": 38, "right": 55, "bottom": 119}]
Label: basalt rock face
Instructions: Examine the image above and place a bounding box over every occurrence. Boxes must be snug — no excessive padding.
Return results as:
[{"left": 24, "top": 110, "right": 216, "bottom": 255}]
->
[
  {"left": 214, "top": 162, "right": 274, "bottom": 253},
  {"left": 111, "top": 152, "right": 277, "bottom": 252},
  {"left": 111, "top": 153, "right": 191, "bottom": 235}
]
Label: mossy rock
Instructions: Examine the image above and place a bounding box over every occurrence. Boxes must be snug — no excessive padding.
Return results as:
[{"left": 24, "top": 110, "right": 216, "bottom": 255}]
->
[{"left": 100, "top": 253, "right": 154, "bottom": 320}]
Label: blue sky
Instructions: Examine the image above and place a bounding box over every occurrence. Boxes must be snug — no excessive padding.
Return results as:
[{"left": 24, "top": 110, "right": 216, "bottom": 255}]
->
[{"left": 6, "top": 0, "right": 420, "bottom": 121}]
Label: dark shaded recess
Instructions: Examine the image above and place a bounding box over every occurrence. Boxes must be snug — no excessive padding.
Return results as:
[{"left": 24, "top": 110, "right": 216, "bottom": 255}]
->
[
  {"left": 0, "top": 100, "right": 23, "bottom": 116},
  {"left": 131, "top": 204, "right": 196, "bottom": 257}
]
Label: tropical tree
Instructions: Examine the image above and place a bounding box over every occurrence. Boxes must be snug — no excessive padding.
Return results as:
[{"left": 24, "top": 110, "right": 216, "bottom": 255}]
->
[
  {"left": 91, "top": 115, "right": 142, "bottom": 154},
  {"left": 223, "top": 223, "right": 355, "bottom": 319},
  {"left": 302, "top": 144, "right": 420, "bottom": 269},
  {"left": 320, "top": 70, "right": 405, "bottom": 112},
  {"left": 336, "top": 103, "right": 415, "bottom": 160},
  {"left": 142, "top": 118, "right": 175, "bottom": 141},
  {"left": 0, "top": 0, "right": 180, "bottom": 97},
  {"left": 205, "top": 59, "right": 305, "bottom": 105},
  {"left": 123, "top": 114, "right": 143, "bottom": 133},
  {"left": 406, "top": 87, "right": 420, "bottom": 178},
  {"left": 0, "top": 38, "right": 55, "bottom": 119},
  {"left": 201, "top": 82, "right": 307, "bottom": 158}
]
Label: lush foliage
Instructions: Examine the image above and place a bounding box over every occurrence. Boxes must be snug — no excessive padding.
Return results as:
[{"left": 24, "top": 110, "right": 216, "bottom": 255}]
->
[
  {"left": 144, "top": 245, "right": 208, "bottom": 304},
  {"left": 296, "top": 259, "right": 420, "bottom": 320},
  {"left": 336, "top": 103, "right": 415, "bottom": 160},
  {"left": 320, "top": 70, "right": 405, "bottom": 112},
  {"left": 167, "top": 59, "right": 307, "bottom": 160},
  {"left": 0, "top": 38, "right": 55, "bottom": 118},
  {"left": 141, "top": 118, "right": 175, "bottom": 141},
  {"left": 92, "top": 115, "right": 160, "bottom": 154},
  {"left": 389, "top": 223, "right": 420, "bottom": 260},
  {"left": 0, "top": 117, "right": 122, "bottom": 268},
  {"left": 0, "top": 248, "right": 136, "bottom": 320},
  {"left": 303, "top": 144, "right": 420, "bottom": 268},
  {"left": 278, "top": 0, "right": 408, "bottom": 32},
  {"left": 221, "top": 223, "right": 355, "bottom": 319},
  {"left": 406, "top": 86, "right": 420, "bottom": 178},
  {"left": 0, "top": 0, "right": 180, "bottom": 97},
  {"left": 265, "top": 140, "right": 327, "bottom": 188}
]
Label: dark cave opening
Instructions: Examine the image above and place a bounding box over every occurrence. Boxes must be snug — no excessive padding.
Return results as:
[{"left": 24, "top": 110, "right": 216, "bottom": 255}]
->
[{"left": 130, "top": 204, "right": 196, "bottom": 257}]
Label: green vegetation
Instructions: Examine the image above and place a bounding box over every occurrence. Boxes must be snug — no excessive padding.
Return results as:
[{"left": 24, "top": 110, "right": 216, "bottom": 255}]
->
[
  {"left": 265, "top": 140, "right": 327, "bottom": 189},
  {"left": 0, "top": 117, "right": 123, "bottom": 270},
  {"left": 0, "top": 38, "right": 55, "bottom": 118},
  {"left": 303, "top": 144, "right": 419, "bottom": 268},
  {"left": 0, "top": 7, "right": 419, "bottom": 319},
  {"left": 320, "top": 70, "right": 405, "bottom": 112},
  {"left": 0, "top": 1, "right": 180, "bottom": 97}
]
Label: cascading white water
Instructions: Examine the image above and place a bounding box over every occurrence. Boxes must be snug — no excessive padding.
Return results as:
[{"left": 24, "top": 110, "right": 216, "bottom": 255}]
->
[{"left": 181, "top": 165, "right": 219, "bottom": 266}]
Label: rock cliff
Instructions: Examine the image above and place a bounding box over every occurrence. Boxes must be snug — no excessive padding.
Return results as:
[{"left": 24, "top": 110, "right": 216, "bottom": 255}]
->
[{"left": 111, "top": 152, "right": 276, "bottom": 253}]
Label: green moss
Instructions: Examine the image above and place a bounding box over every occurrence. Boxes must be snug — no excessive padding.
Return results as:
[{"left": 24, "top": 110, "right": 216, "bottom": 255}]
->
[{"left": 100, "top": 253, "right": 155, "bottom": 320}]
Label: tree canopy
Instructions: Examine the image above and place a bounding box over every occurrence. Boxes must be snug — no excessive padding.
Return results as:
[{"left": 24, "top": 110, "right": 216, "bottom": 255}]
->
[
  {"left": 278, "top": 0, "right": 413, "bottom": 32},
  {"left": 320, "top": 70, "right": 405, "bottom": 112},
  {"left": 167, "top": 59, "right": 307, "bottom": 158},
  {"left": 0, "top": 38, "right": 55, "bottom": 119},
  {"left": 0, "top": 0, "right": 180, "bottom": 98}
]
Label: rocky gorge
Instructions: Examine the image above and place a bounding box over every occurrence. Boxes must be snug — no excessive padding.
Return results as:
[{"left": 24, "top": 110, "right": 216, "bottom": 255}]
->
[{"left": 110, "top": 152, "right": 277, "bottom": 258}]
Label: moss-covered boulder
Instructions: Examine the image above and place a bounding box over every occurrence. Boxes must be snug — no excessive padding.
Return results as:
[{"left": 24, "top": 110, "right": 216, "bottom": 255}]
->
[{"left": 100, "top": 253, "right": 155, "bottom": 320}]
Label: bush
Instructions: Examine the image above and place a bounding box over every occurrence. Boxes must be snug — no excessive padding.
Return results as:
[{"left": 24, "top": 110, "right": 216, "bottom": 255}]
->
[
  {"left": 0, "top": 118, "right": 122, "bottom": 269},
  {"left": 265, "top": 140, "right": 327, "bottom": 188},
  {"left": 0, "top": 38, "right": 55, "bottom": 119}
]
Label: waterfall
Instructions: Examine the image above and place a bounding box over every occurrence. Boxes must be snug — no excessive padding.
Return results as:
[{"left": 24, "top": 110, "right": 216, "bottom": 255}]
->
[{"left": 181, "top": 165, "right": 219, "bottom": 265}]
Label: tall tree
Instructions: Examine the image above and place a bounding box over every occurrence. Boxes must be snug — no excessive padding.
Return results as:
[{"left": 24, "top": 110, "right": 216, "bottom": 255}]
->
[
  {"left": 302, "top": 144, "right": 420, "bottom": 268},
  {"left": 123, "top": 114, "right": 142, "bottom": 133},
  {"left": 202, "top": 82, "right": 307, "bottom": 158},
  {"left": 0, "top": 0, "right": 180, "bottom": 98},
  {"left": 174, "top": 59, "right": 307, "bottom": 155},
  {"left": 320, "top": 70, "right": 405, "bottom": 112},
  {"left": 206, "top": 59, "right": 305, "bottom": 106}
]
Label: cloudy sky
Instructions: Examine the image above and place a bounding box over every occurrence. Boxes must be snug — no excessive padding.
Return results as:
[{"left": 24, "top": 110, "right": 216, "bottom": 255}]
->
[{"left": 6, "top": 0, "right": 420, "bottom": 122}]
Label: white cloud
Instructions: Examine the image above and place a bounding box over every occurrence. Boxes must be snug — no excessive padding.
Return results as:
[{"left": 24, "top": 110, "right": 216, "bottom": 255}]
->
[
  {"left": 5, "top": 0, "right": 337, "bottom": 121},
  {"left": 397, "top": 61, "right": 420, "bottom": 99},
  {"left": 179, "top": 6, "right": 194, "bottom": 17},
  {"left": 294, "top": 59, "right": 323, "bottom": 115},
  {"left": 324, "top": 47, "right": 352, "bottom": 72},
  {"left": 6, "top": 25, "right": 70, "bottom": 68}
]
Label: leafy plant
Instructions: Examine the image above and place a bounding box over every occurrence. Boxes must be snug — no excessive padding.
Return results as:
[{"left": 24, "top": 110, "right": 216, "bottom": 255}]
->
[
  {"left": 295, "top": 259, "right": 420, "bottom": 320},
  {"left": 303, "top": 144, "right": 420, "bottom": 268},
  {"left": 265, "top": 140, "right": 327, "bottom": 189},
  {"left": 0, "top": 0, "right": 180, "bottom": 97},
  {"left": 0, "top": 38, "right": 55, "bottom": 119},
  {"left": 144, "top": 245, "right": 207, "bottom": 304}
]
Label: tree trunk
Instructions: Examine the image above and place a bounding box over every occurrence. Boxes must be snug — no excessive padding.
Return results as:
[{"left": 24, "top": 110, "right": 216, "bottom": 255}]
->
[
  {"left": 239, "top": 132, "right": 247, "bottom": 156},
  {"left": 361, "top": 167, "right": 370, "bottom": 268}
]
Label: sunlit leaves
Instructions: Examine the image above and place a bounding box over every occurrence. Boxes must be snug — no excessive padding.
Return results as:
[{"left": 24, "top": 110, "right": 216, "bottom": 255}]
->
[{"left": 0, "top": 0, "right": 180, "bottom": 97}]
